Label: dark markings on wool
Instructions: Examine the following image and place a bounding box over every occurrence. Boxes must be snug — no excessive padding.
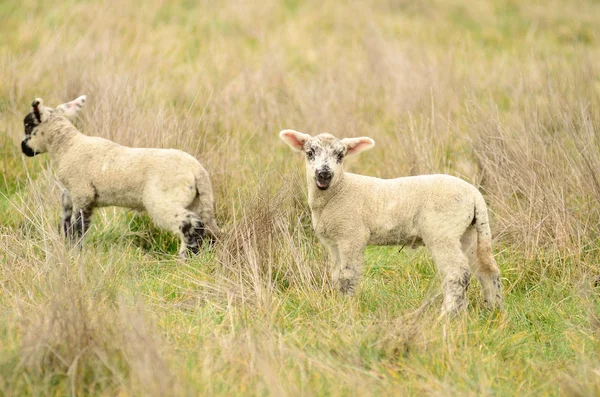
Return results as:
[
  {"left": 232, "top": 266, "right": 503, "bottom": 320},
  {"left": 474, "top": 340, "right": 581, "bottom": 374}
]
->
[
  {"left": 449, "top": 269, "right": 471, "bottom": 293},
  {"left": 460, "top": 270, "right": 471, "bottom": 292},
  {"left": 180, "top": 215, "right": 206, "bottom": 255},
  {"left": 180, "top": 219, "right": 192, "bottom": 235},
  {"left": 62, "top": 215, "right": 72, "bottom": 237},
  {"left": 32, "top": 100, "right": 41, "bottom": 123},
  {"left": 339, "top": 266, "right": 357, "bottom": 295},
  {"left": 447, "top": 269, "right": 470, "bottom": 311},
  {"left": 492, "top": 275, "right": 501, "bottom": 291},
  {"left": 339, "top": 278, "right": 355, "bottom": 295},
  {"left": 21, "top": 138, "right": 37, "bottom": 157},
  {"left": 23, "top": 113, "right": 37, "bottom": 135},
  {"left": 486, "top": 275, "right": 503, "bottom": 308},
  {"left": 72, "top": 207, "right": 93, "bottom": 239}
]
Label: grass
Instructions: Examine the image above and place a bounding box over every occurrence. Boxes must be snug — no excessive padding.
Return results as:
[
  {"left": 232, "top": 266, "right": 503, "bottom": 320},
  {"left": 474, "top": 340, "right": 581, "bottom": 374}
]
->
[{"left": 1, "top": 0, "right": 600, "bottom": 395}]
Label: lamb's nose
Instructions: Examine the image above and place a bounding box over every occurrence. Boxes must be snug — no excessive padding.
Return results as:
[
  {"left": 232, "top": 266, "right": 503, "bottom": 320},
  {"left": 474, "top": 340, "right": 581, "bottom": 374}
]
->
[{"left": 317, "top": 170, "right": 332, "bottom": 181}]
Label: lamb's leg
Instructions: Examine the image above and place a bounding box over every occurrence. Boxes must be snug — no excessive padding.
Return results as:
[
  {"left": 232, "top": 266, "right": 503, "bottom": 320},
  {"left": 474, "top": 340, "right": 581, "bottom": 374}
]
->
[
  {"left": 337, "top": 240, "right": 367, "bottom": 296},
  {"left": 69, "top": 188, "right": 95, "bottom": 245},
  {"left": 461, "top": 226, "right": 502, "bottom": 310},
  {"left": 187, "top": 189, "right": 220, "bottom": 243},
  {"left": 178, "top": 212, "right": 206, "bottom": 258},
  {"left": 323, "top": 242, "right": 341, "bottom": 286},
  {"left": 60, "top": 190, "right": 73, "bottom": 238},
  {"left": 429, "top": 240, "right": 471, "bottom": 316},
  {"left": 71, "top": 206, "right": 93, "bottom": 244},
  {"left": 476, "top": 244, "right": 502, "bottom": 310}
]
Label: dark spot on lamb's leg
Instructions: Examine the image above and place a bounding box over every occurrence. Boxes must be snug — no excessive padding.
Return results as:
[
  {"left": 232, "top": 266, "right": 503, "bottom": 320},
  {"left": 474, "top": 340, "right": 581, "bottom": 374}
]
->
[
  {"left": 339, "top": 266, "right": 357, "bottom": 295},
  {"left": 339, "top": 278, "right": 355, "bottom": 295},
  {"left": 180, "top": 215, "right": 206, "bottom": 255},
  {"left": 72, "top": 207, "right": 93, "bottom": 242},
  {"left": 492, "top": 274, "right": 503, "bottom": 307},
  {"left": 445, "top": 269, "right": 471, "bottom": 314},
  {"left": 62, "top": 214, "right": 73, "bottom": 238},
  {"left": 461, "top": 270, "right": 471, "bottom": 293}
]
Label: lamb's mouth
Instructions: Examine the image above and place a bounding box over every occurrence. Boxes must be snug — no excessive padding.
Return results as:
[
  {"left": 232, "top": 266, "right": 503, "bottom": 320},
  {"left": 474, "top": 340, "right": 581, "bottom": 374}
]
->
[
  {"left": 21, "top": 138, "right": 38, "bottom": 157},
  {"left": 315, "top": 178, "right": 331, "bottom": 190}
]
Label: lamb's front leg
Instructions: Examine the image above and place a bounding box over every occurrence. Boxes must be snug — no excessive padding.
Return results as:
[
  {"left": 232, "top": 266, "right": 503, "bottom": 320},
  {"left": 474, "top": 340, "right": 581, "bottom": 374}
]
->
[
  {"left": 337, "top": 240, "right": 367, "bottom": 296},
  {"left": 60, "top": 190, "right": 73, "bottom": 237},
  {"left": 69, "top": 187, "right": 95, "bottom": 244},
  {"left": 72, "top": 206, "right": 93, "bottom": 242},
  {"left": 323, "top": 242, "right": 341, "bottom": 286}
]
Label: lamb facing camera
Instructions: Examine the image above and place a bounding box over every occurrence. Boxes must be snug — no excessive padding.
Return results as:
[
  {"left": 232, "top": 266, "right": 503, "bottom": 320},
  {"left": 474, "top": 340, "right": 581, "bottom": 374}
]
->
[
  {"left": 21, "top": 96, "right": 220, "bottom": 258},
  {"left": 279, "top": 129, "right": 502, "bottom": 316}
]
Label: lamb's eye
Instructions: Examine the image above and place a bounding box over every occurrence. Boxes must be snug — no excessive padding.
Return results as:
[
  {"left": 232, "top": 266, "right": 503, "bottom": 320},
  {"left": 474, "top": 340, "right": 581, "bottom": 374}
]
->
[
  {"left": 306, "top": 149, "right": 315, "bottom": 160},
  {"left": 337, "top": 153, "right": 344, "bottom": 162}
]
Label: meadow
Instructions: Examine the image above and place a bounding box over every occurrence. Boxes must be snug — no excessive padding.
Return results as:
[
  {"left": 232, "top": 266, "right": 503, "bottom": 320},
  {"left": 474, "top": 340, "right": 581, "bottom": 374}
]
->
[{"left": 1, "top": 0, "right": 599, "bottom": 395}]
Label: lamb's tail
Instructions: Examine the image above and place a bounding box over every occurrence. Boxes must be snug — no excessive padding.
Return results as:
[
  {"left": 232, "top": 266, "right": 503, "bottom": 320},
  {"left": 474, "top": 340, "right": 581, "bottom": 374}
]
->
[
  {"left": 194, "top": 167, "right": 221, "bottom": 243},
  {"left": 473, "top": 192, "right": 493, "bottom": 261}
]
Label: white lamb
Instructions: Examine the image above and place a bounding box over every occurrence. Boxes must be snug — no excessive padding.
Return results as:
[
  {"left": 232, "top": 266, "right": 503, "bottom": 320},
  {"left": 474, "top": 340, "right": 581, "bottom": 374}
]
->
[
  {"left": 279, "top": 129, "right": 502, "bottom": 315},
  {"left": 21, "top": 96, "right": 219, "bottom": 257}
]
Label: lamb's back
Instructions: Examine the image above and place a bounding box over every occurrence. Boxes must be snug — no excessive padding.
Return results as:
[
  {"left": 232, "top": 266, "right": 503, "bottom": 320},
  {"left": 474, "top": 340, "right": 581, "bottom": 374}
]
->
[{"left": 344, "top": 173, "right": 479, "bottom": 244}]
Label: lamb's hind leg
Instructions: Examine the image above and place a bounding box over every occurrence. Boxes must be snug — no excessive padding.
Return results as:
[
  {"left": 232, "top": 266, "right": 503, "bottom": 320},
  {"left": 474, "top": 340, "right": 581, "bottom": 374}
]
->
[
  {"left": 147, "top": 203, "right": 207, "bottom": 258},
  {"left": 187, "top": 192, "right": 220, "bottom": 243},
  {"left": 187, "top": 188, "right": 221, "bottom": 243},
  {"left": 429, "top": 239, "right": 471, "bottom": 316},
  {"left": 476, "top": 241, "right": 502, "bottom": 309},
  {"left": 178, "top": 212, "right": 207, "bottom": 258},
  {"left": 461, "top": 226, "right": 502, "bottom": 310}
]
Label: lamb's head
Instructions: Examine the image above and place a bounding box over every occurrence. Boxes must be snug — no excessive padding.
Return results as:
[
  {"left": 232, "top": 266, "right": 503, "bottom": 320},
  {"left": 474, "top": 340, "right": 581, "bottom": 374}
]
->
[
  {"left": 279, "top": 129, "right": 375, "bottom": 190},
  {"left": 22, "top": 95, "right": 86, "bottom": 157}
]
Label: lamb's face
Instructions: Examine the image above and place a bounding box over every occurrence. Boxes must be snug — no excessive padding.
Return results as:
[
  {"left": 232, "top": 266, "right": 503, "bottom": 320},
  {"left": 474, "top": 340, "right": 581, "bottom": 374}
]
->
[
  {"left": 303, "top": 134, "right": 346, "bottom": 190},
  {"left": 279, "top": 129, "right": 375, "bottom": 191},
  {"left": 21, "top": 95, "right": 86, "bottom": 157}
]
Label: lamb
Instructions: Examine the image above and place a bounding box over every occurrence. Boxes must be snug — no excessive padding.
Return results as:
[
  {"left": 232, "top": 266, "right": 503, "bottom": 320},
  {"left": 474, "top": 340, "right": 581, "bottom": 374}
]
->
[
  {"left": 21, "top": 96, "right": 220, "bottom": 258},
  {"left": 279, "top": 129, "right": 502, "bottom": 315}
]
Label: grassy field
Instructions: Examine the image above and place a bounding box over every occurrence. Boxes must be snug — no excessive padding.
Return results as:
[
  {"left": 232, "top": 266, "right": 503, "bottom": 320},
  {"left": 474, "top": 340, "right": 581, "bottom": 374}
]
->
[{"left": 1, "top": 0, "right": 600, "bottom": 395}]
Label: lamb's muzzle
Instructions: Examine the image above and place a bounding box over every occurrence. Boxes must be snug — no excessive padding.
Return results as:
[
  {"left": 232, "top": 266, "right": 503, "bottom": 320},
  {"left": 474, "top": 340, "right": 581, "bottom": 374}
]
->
[
  {"left": 279, "top": 129, "right": 502, "bottom": 316},
  {"left": 315, "top": 168, "right": 333, "bottom": 190},
  {"left": 21, "top": 137, "right": 37, "bottom": 157}
]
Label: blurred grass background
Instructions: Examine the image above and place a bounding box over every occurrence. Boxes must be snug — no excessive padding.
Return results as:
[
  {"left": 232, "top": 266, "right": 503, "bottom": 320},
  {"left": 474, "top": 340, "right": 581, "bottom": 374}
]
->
[{"left": 1, "top": 0, "right": 600, "bottom": 395}]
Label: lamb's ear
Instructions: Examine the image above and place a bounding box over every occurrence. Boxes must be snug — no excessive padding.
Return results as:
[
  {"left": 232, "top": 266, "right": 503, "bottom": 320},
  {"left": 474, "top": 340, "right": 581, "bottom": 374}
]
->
[
  {"left": 31, "top": 98, "right": 51, "bottom": 123},
  {"left": 56, "top": 95, "right": 87, "bottom": 120},
  {"left": 341, "top": 137, "right": 375, "bottom": 156},
  {"left": 279, "top": 129, "right": 311, "bottom": 152}
]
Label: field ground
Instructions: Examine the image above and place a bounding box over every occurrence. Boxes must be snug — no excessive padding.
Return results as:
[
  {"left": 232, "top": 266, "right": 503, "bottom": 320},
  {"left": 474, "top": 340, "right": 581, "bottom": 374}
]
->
[{"left": 1, "top": 0, "right": 600, "bottom": 395}]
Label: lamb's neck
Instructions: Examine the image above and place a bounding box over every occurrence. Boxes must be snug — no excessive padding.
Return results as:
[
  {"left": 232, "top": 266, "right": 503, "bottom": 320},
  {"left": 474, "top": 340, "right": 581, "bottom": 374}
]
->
[
  {"left": 307, "top": 171, "right": 347, "bottom": 215},
  {"left": 47, "top": 125, "right": 81, "bottom": 161}
]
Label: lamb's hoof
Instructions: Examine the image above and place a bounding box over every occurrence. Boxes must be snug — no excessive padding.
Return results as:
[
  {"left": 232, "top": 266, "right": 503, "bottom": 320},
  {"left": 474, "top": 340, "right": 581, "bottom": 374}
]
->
[{"left": 339, "top": 279, "right": 355, "bottom": 296}]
